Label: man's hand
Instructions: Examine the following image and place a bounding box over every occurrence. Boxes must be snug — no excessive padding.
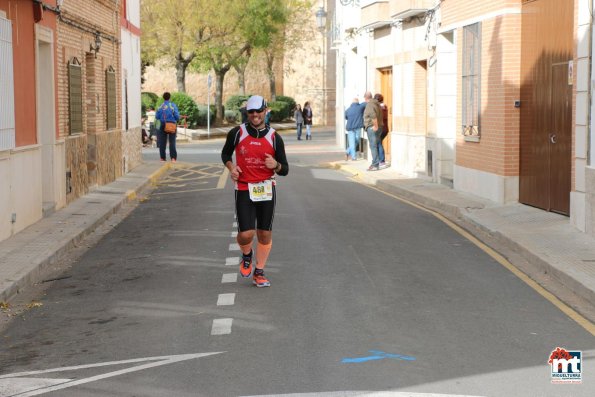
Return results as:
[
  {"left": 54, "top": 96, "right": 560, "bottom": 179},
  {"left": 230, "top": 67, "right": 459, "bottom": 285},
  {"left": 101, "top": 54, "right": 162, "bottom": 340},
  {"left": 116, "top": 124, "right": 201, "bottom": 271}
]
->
[
  {"left": 229, "top": 164, "right": 242, "bottom": 182},
  {"left": 264, "top": 153, "right": 278, "bottom": 170}
]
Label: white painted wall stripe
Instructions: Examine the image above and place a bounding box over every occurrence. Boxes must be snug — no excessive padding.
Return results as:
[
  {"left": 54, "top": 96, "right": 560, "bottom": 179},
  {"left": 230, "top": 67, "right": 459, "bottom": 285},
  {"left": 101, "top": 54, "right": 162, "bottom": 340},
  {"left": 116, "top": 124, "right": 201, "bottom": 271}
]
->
[
  {"left": 217, "top": 293, "right": 235, "bottom": 306},
  {"left": 222, "top": 273, "right": 237, "bottom": 283},
  {"left": 211, "top": 318, "right": 233, "bottom": 335}
]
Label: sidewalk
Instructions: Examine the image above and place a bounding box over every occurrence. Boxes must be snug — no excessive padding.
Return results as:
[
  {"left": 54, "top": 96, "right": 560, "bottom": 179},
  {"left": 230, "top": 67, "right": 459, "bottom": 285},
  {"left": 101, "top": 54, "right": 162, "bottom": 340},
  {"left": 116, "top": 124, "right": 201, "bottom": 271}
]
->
[
  {"left": 0, "top": 161, "right": 168, "bottom": 303},
  {"left": 1, "top": 151, "right": 594, "bottom": 322},
  {"left": 332, "top": 158, "right": 595, "bottom": 312}
]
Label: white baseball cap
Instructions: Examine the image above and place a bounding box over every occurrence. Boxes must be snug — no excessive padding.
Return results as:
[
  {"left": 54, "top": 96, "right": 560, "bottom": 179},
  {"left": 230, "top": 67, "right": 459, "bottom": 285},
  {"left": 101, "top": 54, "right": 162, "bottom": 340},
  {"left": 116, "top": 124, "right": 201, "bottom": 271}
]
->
[{"left": 246, "top": 95, "right": 267, "bottom": 111}]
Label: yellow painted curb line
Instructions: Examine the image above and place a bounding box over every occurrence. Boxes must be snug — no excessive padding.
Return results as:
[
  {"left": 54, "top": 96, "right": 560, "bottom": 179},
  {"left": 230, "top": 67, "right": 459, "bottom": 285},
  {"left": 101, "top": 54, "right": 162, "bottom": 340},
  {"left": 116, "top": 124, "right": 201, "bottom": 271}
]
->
[{"left": 347, "top": 169, "right": 595, "bottom": 337}]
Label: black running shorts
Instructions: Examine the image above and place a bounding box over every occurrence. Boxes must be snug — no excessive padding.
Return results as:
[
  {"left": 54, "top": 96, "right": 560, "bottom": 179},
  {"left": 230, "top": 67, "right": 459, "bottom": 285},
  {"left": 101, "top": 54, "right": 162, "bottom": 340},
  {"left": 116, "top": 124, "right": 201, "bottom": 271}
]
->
[{"left": 235, "top": 187, "right": 277, "bottom": 232}]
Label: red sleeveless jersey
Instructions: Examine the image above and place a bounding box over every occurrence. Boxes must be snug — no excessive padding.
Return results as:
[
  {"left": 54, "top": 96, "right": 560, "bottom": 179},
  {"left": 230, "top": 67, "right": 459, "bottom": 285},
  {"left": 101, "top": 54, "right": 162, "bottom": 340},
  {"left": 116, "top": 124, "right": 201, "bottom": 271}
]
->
[{"left": 235, "top": 124, "right": 276, "bottom": 191}]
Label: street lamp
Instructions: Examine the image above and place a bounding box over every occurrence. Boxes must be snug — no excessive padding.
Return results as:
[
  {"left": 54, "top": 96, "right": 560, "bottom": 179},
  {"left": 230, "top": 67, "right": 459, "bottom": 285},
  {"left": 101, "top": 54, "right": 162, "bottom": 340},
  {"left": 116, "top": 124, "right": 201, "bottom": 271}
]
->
[{"left": 315, "top": 6, "right": 327, "bottom": 33}]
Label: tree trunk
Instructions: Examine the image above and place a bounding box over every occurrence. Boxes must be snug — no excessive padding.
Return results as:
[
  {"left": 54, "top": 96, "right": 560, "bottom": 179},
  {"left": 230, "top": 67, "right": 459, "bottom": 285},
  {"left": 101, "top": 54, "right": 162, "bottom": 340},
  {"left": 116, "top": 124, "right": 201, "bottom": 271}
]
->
[
  {"left": 266, "top": 52, "right": 276, "bottom": 101},
  {"left": 236, "top": 68, "right": 246, "bottom": 95},
  {"left": 176, "top": 62, "right": 187, "bottom": 93},
  {"left": 214, "top": 68, "right": 229, "bottom": 124}
]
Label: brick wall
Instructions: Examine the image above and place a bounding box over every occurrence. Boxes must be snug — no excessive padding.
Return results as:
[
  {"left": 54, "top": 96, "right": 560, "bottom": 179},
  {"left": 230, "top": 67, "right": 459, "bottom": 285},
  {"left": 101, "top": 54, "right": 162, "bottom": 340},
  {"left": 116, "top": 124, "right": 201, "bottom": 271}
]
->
[
  {"left": 57, "top": 0, "right": 122, "bottom": 202},
  {"left": 452, "top": 7, "right": 522, "bottom": 177}
]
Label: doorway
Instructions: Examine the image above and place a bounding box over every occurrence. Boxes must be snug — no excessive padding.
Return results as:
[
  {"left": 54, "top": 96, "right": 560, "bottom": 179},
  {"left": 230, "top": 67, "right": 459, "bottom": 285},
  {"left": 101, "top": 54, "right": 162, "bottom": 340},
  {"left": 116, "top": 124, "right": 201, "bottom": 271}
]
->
[
  {"left": 519, "top": 0, "right": 573, "bottom": 215},
  {"left": 36, "top": 27, "right": 56, "bottom": 214},
  {"left": 379, "top": 68, "right": 392, "bottom": 162}
]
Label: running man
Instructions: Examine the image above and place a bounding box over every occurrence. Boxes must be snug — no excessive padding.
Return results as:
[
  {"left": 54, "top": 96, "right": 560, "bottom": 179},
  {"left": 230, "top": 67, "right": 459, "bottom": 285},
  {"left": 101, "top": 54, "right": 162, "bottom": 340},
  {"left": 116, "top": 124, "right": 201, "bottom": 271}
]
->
[{"left": 221, "top": 95, "right": 289, "bottom": 287}]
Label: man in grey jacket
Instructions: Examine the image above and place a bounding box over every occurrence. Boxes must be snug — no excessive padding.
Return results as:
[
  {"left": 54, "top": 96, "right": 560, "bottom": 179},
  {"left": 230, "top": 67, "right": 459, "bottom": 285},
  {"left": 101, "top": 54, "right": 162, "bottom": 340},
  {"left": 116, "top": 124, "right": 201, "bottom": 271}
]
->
[{"left": 363, "top": 91, "right": 384, "bottom": 171}]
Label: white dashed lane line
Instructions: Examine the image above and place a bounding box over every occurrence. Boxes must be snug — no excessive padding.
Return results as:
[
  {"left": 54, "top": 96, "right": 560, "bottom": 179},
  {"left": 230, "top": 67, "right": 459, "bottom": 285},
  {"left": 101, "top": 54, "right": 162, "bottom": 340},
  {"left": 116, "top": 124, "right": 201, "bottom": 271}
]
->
[
  {"left": 211, "top": 318, "right": 233, "bottom": 335},
  {"left": 222, "top": 273, "right": 237, "bottom": 283},
  {"left": 225, "top": 257, "right": 237, "bottom": 266},
  {"left": 229, "top": 243, "right": 240, "bottom": 251},
  {"left": 217, "top": 293, "right": 236, "bottom": 306}
]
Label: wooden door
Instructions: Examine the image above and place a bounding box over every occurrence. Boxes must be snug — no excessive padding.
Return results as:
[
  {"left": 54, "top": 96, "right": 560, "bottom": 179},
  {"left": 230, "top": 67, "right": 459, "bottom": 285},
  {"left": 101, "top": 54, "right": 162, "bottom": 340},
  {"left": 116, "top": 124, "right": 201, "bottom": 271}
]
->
[
  {"left": 380, "top": 68, "right": 392, "bottom": 162},
  {"left": 519, "top": 0, "right": 573, "bottom": 215}
]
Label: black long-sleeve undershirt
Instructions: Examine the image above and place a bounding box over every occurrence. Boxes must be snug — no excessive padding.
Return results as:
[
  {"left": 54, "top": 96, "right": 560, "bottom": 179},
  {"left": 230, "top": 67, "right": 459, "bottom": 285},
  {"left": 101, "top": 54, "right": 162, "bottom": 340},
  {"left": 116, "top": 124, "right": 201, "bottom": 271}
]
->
[{"left": 221, "top": 123, "right": 289, "bottom": 176}]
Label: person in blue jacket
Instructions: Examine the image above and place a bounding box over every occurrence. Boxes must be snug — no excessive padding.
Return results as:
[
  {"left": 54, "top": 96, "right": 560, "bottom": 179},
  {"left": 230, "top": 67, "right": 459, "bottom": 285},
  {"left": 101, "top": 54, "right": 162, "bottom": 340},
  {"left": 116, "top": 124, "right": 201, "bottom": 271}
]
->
[
  {"left": 344, "top": 97, "right": 365, "bottom": 161},
  {"left": 155, "top": 92, "right": 180, "bottom": 162}
]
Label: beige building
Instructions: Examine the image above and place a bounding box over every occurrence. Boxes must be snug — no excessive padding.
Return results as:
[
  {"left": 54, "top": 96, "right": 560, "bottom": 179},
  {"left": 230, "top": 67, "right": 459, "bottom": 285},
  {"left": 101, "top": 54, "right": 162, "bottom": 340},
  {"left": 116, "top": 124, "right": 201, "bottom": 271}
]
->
[{"left": 333, "top": 0, "right": 595, "bottom": 237}]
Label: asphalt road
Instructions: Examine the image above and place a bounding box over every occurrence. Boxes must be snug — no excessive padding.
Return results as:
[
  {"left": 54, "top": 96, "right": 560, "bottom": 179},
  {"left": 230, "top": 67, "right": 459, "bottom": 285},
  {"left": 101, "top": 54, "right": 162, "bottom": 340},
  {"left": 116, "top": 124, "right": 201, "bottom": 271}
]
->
[{"left": 0, "top": 129, "right": 593, "bottom": 397}]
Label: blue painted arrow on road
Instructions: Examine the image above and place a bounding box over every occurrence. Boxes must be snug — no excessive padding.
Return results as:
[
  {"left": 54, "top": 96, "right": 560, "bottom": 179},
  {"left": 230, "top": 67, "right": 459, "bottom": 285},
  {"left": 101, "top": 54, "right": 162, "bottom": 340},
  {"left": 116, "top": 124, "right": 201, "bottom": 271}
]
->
[{"left": 342, "top": 350, "right": 416, "bottom": 363}]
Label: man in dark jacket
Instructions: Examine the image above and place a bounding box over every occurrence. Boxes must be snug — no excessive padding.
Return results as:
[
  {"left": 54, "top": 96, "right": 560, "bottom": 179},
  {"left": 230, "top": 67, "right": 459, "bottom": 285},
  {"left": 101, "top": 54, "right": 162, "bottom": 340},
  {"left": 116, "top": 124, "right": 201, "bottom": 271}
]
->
[{"left": 344, "top": 97, "right": 364, "bottom": 160}]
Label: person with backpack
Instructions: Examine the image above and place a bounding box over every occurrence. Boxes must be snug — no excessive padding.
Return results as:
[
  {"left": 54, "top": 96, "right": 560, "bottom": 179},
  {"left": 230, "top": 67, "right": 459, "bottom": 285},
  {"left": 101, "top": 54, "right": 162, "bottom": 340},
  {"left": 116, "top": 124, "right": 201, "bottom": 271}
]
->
[
  {"left": 155, "top": 92, "right": 180, "bottom": 162},
  {"left": 221, "top": 95, "right": 289, "bottom": 288}
]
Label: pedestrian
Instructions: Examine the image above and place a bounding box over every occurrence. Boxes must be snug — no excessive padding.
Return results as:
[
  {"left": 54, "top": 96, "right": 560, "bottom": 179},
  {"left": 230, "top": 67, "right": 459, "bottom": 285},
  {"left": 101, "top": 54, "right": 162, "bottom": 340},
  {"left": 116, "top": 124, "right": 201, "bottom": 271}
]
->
[
  {"left": 239, "top": 101, "right": 248, "bottom": 124},
  {"left": 294, "top": 104, "right": 304, "bottom": 140},
  {"left": 344, "top": 97, "right": 364, "bottom": 161},
  {"left": 363, "top": 91, "right": 384, "bottom": 171},
  {"left": 141, "top": 117, "right": 150, "bottom": 147},
  {"left": 155, "top": 92, "right": 180, "bottom": 162},
  {"left": 146, "top": 107, "right": 157, "bottom": 142},
  {"left": 221, "top": 95, "right": 289, "bottom": 288},
  {"left": 302, "top": 101, "right": 313, "bottom": 140},
  {"left": 374, "top": 93, "right": 390, "bottom": 169},
  {"left": 264, "top": 105, "right": 271, "bottom": 126}
]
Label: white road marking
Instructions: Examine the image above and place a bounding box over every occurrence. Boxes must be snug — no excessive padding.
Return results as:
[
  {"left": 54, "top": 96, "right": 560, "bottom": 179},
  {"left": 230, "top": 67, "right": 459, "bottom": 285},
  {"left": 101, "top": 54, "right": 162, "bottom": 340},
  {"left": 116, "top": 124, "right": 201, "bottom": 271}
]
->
[
  {"left": 222, "top": 273, "right": 237, "bottom": 283},
  {"left": 229, "top": 242, "right": 240, "bottom": 251},
  {"left": 226, "top": 257, "right": 238, "bottom": 266},
  {"left": 211, "top": 318, "right": 233, "bottom": 335},
  {"left": 217, "top": 293, "right": 235, "bottom": 306},
  {"left": 0, "top": 352, "right": 223, "bottom": 396},
  {"left": 233, "top": 221, "right": 237, "bottom": 227},
  {"left": 241, "top": 393, "right": 485, "bottom": 397},
  {"left": 231, "top": 231, "right": 238, "bottom": 237}
]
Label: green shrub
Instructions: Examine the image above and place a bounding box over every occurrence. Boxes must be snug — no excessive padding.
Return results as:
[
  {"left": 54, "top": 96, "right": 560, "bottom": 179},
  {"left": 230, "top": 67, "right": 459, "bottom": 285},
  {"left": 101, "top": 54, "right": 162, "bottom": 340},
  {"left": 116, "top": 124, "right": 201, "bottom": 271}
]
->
[
  {"left": 156, "top": 92, "right": 199, "bottom": 128},
  {"left": 225, "top": 95, "right": 251, "bottom": 113},
  {"left": 268, "top": 100, "right": 292, "bottom": 122},
  {"left": 225, "top": 110, "right": 239, "bottom": 123},
  {"left": 275, "top": 95, "right": 296, "bottom": 113},
  {"left": 142, "top": 92, "right": 158, "bottom": 108},
  {"left": 196, "top": 105, "right": 217, "bottom": 126}
]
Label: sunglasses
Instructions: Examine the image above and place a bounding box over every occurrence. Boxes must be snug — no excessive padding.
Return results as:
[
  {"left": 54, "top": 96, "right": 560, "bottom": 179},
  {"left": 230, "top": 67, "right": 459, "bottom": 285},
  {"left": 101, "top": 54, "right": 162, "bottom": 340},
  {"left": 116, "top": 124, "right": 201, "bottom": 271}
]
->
[{"left": 248, "top": 108, "right": 265, "bottom": 114}]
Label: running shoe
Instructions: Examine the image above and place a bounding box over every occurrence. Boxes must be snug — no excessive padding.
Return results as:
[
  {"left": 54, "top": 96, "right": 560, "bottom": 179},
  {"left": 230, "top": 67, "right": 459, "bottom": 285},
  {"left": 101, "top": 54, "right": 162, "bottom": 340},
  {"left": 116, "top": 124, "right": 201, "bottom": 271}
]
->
[
  {"left": 239, "top": 251, "right": 253, "bottom": 277},
  {"left": 253, "top": 271, "right": 271, "bottom": 287}
]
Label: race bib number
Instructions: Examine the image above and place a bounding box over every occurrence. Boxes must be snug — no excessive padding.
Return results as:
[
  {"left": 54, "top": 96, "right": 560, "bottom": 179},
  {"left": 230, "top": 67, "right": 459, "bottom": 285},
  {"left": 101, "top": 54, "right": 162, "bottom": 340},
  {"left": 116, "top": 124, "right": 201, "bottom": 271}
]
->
[{"left": 248, "top": 180, "right": 273, "bottom": 202}]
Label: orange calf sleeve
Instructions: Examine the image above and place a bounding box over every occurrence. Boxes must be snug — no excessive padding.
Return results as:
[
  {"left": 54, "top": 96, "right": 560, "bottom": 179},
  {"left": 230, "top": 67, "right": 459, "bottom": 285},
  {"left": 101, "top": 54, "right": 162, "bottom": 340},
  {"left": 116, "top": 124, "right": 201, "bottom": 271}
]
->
[
  {"left": 239, "top": 243, "right": 252, "bottom": 256},
  {"left": 255, "top": 241, "right": 272, "bottom": 269}
]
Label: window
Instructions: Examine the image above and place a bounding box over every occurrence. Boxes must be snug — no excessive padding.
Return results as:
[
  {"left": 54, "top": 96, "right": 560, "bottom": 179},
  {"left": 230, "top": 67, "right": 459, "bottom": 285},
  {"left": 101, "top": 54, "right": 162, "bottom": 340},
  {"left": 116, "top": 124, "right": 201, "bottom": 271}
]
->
[
  {"left": 106, "top": 65, "right": 116, "bottom": 129},
  {"left": 68, "top": 57, "right": 83, "bottom": 134},
  {"left": 462, "top": 22, "right": 481, "bottom": 140},
  {"left": 0, "top": 16, "right": 15, "bottom": 150}
]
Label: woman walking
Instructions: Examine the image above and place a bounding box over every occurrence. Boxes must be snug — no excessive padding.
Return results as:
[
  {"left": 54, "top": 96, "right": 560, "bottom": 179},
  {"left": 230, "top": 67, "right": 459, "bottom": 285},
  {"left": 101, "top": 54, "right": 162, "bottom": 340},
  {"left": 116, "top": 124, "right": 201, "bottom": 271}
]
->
[
  {"left": 294, "top": 104, "right": 304, "bottom": 140},
  {"left": 302, "top": 102, "right": 313, "bottom": 140}
]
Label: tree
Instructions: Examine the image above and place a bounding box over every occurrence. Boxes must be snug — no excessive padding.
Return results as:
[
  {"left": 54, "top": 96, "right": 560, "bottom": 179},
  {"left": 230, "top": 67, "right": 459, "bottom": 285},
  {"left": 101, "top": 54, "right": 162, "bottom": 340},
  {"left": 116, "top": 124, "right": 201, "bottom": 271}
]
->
[
  {"left": 141, "top": 0, "right": 217, "bottom": 92},
  {"left": 193, "top": 0, "right": 288, "bottom": 123},
  {"left": 263, "top": 0, "right": 313, "bottom": 100}
]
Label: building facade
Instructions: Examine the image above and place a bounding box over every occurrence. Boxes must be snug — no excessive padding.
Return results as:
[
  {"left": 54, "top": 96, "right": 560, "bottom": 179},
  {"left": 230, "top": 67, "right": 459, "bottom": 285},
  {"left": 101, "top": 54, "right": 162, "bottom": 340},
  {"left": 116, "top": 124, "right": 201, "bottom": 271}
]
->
[
  {"left": 0, "top": 0, "right": 61, "bottom": 242},
  {"left": 333, "top": 0, "right": 595, "bottom": 237},
  {"left": 120, "top": 0, "right": 142, "bottom": 173},
  {"left": 0, "top": 0, "right": 141, "bottom": 244}
]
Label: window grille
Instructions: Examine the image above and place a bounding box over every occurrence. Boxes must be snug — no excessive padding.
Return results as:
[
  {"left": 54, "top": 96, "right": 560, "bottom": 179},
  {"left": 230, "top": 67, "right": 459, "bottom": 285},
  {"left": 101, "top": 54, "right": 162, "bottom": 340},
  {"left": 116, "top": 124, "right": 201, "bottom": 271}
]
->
[
  {"left": 68, "top": 57, "right": 83, "bottom": 134},
  {"left": 462, "top": 22, "right": 481, "bottom": 139}
]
